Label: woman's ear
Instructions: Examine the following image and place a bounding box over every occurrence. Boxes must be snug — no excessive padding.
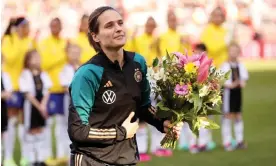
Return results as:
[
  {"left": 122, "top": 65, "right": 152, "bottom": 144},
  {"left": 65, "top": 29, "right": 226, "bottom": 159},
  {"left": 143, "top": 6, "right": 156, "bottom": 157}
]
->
[{"left": 91, "top": 32, "right": 100, "bottom": 42}]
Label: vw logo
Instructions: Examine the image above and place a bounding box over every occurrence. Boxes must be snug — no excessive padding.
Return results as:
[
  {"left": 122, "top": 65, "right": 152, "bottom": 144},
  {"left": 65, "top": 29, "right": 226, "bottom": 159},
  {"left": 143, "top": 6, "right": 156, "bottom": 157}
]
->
[{"left": 102, "top": 90, "right": 116, "bottom": 104}]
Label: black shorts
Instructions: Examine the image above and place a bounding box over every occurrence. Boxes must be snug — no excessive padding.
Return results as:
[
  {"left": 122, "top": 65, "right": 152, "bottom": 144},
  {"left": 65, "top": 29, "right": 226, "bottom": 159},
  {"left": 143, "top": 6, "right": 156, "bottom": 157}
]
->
[
  {"left": 1, "top": 99, "right": 8, "bottom": 132},
  {"left": 229, "top": 89, "right": 242, "bottom": 113},
  {"left": 30, "top": 106, "right": 45, "bottom": 130},
  {"left": 70, "top": 153, "right": 136, "bottom": 166}
]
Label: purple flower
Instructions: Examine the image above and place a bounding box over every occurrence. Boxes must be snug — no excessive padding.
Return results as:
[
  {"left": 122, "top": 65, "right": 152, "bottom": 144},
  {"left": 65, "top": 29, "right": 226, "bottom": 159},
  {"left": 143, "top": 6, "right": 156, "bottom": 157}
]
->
[{"left": 174, "top": 84, "right": 189, "bottom": 96}]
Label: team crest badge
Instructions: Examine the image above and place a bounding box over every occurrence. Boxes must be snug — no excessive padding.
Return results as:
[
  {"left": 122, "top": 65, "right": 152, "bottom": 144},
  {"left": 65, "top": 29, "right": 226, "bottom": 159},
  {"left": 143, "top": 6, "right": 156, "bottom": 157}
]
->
[{"left": 134, "top": 68, "right": 142, "bottom": 82}]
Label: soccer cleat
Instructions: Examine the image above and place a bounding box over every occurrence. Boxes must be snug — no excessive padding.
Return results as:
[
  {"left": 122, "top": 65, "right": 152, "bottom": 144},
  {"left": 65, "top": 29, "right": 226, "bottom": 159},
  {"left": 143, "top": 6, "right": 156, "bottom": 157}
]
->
[
  {"left": 3, "top": 159, "right": 18, "bottom": 166},
  {"left": 198, "top": 145, "right": 207, "bottom": 152},
  {"left": 56, "top": 157, "right": 69, "bottom": 165},
  {"left": 139, "top": 153, "right": 151, "bottom": 162},
  {"left": 224, "top": 143, "right": 234, "bottom": 152},
  {"left": 189, "top": 145, "right": 199, "bottom": 154},
  {"left": 207, "top": 141, "right": 216, "bottom": 150},
  {"left": 178, "top": 143, "right": 189, "bottom": 151},
  {"left": 45, "top": 157, "right": 58, "bottom": 166},
  {"left": 153, "top": 149, "right": 173, "bottom": 157},
  {"left": 236, "top": 141, "right": 247, "bottom": 150},
  {"left": 19, "top": 157, "right": 29, "bottom": 166}
]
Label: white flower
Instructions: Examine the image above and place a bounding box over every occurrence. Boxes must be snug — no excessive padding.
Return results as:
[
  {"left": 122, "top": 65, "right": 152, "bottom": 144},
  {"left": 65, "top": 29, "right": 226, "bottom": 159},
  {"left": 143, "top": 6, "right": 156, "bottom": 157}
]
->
[
  {"left": 210, "top": 95, "right": 221, "bottom": 106},
  {"left": 154, "top": 68, "right": 167, "bottom": 81},
  {"left": 198, "top": 117, "right": 210, "bottom": 128},
  {"left": 199, "top": 85, "right": 209, "bottom": 97},
  {"left": 147, "top": 67, "right": 156, "bottom": 81}
]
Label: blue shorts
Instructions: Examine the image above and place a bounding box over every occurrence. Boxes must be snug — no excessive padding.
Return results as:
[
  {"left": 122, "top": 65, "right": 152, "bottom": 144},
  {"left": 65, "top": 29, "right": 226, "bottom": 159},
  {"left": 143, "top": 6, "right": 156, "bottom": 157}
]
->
[
  {"left": 7, "top": 91, "right": 24, "bottom": 109},
  {"left": 47, "top": 93, "right": 65, "bottom": 116}
]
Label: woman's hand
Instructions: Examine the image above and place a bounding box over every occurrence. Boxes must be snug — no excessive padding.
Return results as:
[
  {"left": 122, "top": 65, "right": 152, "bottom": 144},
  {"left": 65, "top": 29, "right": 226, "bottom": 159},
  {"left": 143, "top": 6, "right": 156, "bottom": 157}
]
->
[
  {"left": 163, "top": 120, "right": 184, "bottom": 139},
  {"left": 122, "top": 112, "right": 139, "bottom": 139}
]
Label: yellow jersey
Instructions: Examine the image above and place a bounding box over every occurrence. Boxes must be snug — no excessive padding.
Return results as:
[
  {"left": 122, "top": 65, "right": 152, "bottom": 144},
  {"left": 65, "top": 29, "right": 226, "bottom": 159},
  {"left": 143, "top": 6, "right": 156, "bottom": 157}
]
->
[
  {"left": 134, "top": 33, "right": 158, "bottom": 66},
  {"left": 124, "top": 30, "right": 135, "bottom": 51},
  {"left": 2, "top": 34, "right": 35, "bottom": 91},
  {"left": 38, "top": 35, "right": 67, "bottom": 93},
  {"left": 200, "top": 23, "right": 228, "bottom": 67},
  {"left": 159, "top": 29, "right": 184, "bottom": 56},
  {"left": 71, "top": 32, "right": 96, "bottom": 64}
]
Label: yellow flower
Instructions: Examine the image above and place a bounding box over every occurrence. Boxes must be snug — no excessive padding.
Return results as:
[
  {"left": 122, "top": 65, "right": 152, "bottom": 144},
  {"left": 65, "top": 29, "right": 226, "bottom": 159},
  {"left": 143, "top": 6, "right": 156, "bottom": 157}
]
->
[{"left": 184, "top": 62, "right": 197, "bottom": 73}]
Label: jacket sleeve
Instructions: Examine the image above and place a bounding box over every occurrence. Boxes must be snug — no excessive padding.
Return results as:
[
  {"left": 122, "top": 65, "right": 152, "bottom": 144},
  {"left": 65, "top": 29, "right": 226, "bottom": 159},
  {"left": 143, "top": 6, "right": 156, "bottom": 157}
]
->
[
  {"left": 68, "top": 64, "right": 126, "bottom": 144},
  {"left": 134, "top": 53, "right": 165, "bottom": 133}
]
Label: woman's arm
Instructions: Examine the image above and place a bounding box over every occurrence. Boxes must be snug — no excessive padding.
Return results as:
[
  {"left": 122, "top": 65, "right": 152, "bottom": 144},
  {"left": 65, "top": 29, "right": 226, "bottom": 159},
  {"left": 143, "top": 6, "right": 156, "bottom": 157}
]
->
[
  {"left": 134, "top": 53, "right": 166, "bottom": 133},
  {"left": 68, "top": 65, "right": 127, "bottom": 144}
]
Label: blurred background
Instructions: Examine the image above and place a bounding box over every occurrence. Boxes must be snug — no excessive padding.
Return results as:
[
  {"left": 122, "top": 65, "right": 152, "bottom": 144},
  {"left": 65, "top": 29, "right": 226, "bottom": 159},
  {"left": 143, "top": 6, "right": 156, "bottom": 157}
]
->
[{"left": 1, "top": 0, "right": 276, "bottom": 166}]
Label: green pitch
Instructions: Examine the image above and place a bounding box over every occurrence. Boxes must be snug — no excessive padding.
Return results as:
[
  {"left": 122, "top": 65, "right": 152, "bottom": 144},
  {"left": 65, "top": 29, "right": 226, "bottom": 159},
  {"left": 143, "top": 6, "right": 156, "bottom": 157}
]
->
[{"left": 12, "top": 60, "right": 276, "bottom": 166}]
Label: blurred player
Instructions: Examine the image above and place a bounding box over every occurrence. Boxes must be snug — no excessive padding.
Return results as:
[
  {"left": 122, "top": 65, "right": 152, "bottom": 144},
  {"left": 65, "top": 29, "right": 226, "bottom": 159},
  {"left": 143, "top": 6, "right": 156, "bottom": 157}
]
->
[
  {"left": 38, "top": 17, "right": 67, "bottom": 164},
  {"left": 221, "top": 43, "right": 249, "bottom": 151},
  {"left": 157, "top": 11, "right": 184, "bottom": 57},
  {"left": 1, "top": 54, "right": 13, "bottom": 164},
  {"left": 59, "top": 43, "right": 81, "bottom": 164},
  {"left": 134, "top": 16, "right": 158, "bottom": 161},
  {"left": 2, "top": 17, "right": 35, "bottom": 166},
  {"left": 19, "top": 50, "right": 52, "bottom": 166},
  {"left": 71, "top": 14, "right": 96, "bottom": 64},
  {"left": 200, "top": 7, "right": 230, "bottom": 68}
]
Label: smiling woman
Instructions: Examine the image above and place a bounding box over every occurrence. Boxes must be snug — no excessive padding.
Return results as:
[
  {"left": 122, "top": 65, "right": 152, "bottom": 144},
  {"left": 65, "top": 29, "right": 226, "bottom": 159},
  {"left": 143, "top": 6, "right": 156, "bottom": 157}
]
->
[{"left": 68, "top": 6, "right": 183, "bottom": 166}]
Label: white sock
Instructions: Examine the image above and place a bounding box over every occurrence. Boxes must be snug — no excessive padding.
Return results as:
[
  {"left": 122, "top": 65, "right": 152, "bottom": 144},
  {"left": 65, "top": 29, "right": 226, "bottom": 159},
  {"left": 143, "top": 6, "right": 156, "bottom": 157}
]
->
[
  {"left": 136, "top": 125, "right": 148, "bottom": 154},
  {"left": 222, "top": 117, "right": 232, "bottom": 146},
  {"left": 207, "top": 116, "right": 213, "bottom": 143},
  {"left": 188, "top": 127, "right": 197, "bottom": 147},
  {"left": 4, "top": 117, "right": 17, "bottom": 160},
  {"left": 178, "top": 123, "right": 190, "bottom": 148},
  {"left": 25, "top": 133, "right": 36, "bottom": 163},
  {"left": 207, "top": 130, "right": 213, "bottom": 143},
  {"left": 18, "top": 124, "right": 28, "bottom": 159},
  {"left": 36, "top": 130, "right": 48, "bottom": 162},
  {"left": 199, "top": 128, "right": 209, "bottom": 147},
  {"left": 45, "top": 117, "right": 54, "bottom": 158},
  {"left": 234, "top": 118, "right": 244, "bottom": 143},
  {"left": 56, "top": 114, "right": 66, "bottom": 158},
  {"left": 63, "top": 94, "right": 71, "bottom": 157},
  {"left": 149, "top": 125, "right": 164, "bottom": 152}
]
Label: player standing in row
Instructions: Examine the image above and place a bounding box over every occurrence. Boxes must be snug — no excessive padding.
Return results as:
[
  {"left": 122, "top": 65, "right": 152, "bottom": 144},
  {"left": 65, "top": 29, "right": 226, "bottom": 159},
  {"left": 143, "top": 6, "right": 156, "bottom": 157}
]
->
[
  {"left": 59, "top": 43, "right": 82, "bottom": 161},
  {"left": 38, "top": 17, "right": 67, "bottom": 164},
  {"left": 19, "top": 50, "right": 52, "bottom": 166},
  {"left": 2, "top": 17, "right": 35, "bottom": 166},
  {"left": 221, "top": 43, "right": 249, "bottom": 151}
]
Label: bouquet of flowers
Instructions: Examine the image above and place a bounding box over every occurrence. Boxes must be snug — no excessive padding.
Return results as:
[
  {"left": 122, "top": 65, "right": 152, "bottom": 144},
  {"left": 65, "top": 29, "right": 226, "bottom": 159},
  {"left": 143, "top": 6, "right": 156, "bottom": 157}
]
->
[{"left": 147, "top": 51, "right": 230, "bottom": 149}]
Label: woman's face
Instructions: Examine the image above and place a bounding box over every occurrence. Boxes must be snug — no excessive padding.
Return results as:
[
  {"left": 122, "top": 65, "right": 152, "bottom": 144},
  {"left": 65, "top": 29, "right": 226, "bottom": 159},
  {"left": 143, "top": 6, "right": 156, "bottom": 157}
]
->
[
  {"left": 18, "top": 22, "right": 30, "bottom": 37},
  {"left": 92, "top": 10, "right": 126, "bottom": 50},
  {"left": 228, "top": 45, "right": 240, "bottom": 60},
  {"left": 50, "top": 19, "right": 62, "bottom": 36},
  {"left": 29, "top": 52, "right": 41, "bottom": 69},
  {"left": 168, "top": 13, "right": 177, "bottom": 30},
  {"left": 145, "top": 18, "right": 156, "bottom": 35},
  {"left": 80, "top": 17, "right": 89, "bottom": 33},
  {"left": 67, "top": 46, "right": 81, "bottom": 63},
  {"left": 211, "top": 8, "right": 225, "bottom": 26}
]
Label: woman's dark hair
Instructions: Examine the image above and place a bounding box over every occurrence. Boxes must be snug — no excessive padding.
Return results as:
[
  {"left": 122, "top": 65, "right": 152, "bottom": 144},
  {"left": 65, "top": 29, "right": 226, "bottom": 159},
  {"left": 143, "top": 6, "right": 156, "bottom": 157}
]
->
[
  {"left": 3, "top": 17, "right": 28, "bottom": 42},
  {"left": 4, "top": 17, "right": 27, "bottom": 36},
  {"left": 87, "top": 6, "right": 117, "bottom": 52},
  {"left": 195, "top": 43, "right": 207, "bottom": 52},
  {"left": 24, "top": 49, "right": 40, "bottom": 70},
  {"left": 4, "top": 18, "right": 17, "bottom": 36}
]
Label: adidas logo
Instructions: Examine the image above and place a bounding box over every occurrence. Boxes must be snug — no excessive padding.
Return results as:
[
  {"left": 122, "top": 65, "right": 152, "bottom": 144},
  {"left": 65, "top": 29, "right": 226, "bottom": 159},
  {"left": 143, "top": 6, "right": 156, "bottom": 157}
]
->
[{"left": 104, "top": 80, "right": 113, "bottom": 88}]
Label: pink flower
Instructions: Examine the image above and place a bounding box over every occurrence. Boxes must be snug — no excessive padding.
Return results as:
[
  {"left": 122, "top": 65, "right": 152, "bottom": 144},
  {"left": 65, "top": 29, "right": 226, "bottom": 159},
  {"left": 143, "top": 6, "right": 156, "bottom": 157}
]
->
[
  {"left": 173, "top": 52, "right": 188, "bottom": 67},
  {"left": 174, "top": 84, "right": 189, "bottom": 96},
  {"left": 197, "top": 54, "right": 213, "bottom": 83}
]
